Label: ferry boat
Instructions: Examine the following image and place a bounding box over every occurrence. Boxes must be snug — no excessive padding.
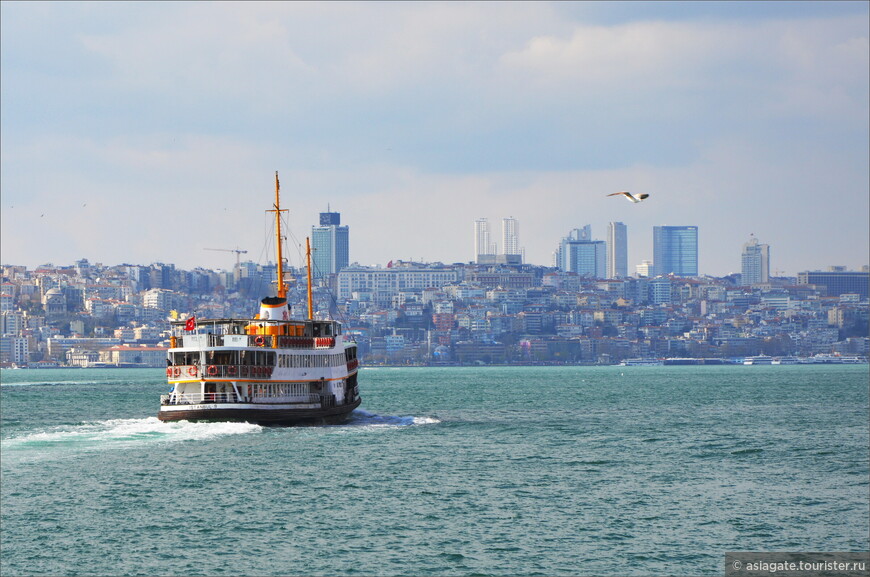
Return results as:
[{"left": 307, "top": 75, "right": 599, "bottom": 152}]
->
[
  {"left": 804, "top": 354, "right": 868, "bottom": 364},
  {"left": 743, "top": 355, "right": 774, "bottom": 365},
  {"left": 619, "top": 358, "right": 664, "bottom": 366},
  {"left": 158, "top": 173, "right": 361, "bottom": 425}
]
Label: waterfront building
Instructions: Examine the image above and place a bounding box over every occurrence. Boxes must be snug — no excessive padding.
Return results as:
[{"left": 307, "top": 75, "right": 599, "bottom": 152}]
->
[
  {"left": 653, "top": 226, "right": 698, "bottom": 277},
  {"left": 741, "top": 235, "right": 770, "bottom": 285},
  {"left": 46, "top": 337, "right": 123, "bottom": 361},
  {"left": 0, "top": 335, "right": 28, "bottom": 364},
  {"left": 607, "top": 222, "right": 628, "bottom": 279},
  {"left": 312, "top": 210, "right": 350, "bottom": 279},
  {"left": 101, "top": 345, "right": 168, "bottom": 367}
]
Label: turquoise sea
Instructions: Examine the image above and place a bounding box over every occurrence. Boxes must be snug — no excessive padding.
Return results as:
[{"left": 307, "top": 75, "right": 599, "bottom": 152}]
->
[{"left": 1, "top": 365, "right": 868, "bottom": 576}]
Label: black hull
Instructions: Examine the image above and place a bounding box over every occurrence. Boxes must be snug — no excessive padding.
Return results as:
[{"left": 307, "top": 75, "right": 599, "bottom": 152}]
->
[{"left": 158, "top": 397, "right": 361, "bottom": 426}]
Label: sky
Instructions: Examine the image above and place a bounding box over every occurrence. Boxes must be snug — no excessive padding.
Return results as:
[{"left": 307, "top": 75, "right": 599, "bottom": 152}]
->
[{"left": 2, "top": 1, "right": 868, "bottom": 277}]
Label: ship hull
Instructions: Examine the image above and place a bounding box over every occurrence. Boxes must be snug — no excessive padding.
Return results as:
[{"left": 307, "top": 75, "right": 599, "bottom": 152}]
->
[{"left": 158, "top": 397, "right": 361, "bottom": 425}]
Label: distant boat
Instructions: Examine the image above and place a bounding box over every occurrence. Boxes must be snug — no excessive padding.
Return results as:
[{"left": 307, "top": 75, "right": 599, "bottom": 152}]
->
[
  {"left": 804, "top": 354, "right": 867, "bottom": 364},
  {"left": 619, "top": 358, "right": 664, "bottom": 366},
  {"left": 743, "top": 355, "right": 774, "bottom": 365},
  {"left": 158, "top": 173, "right": 361, "bottom": 425}
]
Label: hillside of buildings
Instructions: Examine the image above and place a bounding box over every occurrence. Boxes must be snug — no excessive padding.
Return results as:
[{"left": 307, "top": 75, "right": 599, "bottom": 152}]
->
[{"left": 1, "top": 260, "right": 868, "bottom": 368}]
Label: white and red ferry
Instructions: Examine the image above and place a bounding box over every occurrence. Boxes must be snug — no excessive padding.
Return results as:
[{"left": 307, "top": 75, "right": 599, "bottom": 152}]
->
[{"left": 158, "top": 173, "right": 360, "bottom": 425}]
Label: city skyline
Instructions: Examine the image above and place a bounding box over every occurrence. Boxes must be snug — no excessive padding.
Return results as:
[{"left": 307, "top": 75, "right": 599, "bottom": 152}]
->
[{"left": 1, "top": 2, "right": 868, "bottom": 275}]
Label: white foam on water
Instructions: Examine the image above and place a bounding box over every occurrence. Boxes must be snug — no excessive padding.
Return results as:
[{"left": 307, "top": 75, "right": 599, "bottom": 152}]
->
[
  {"left": 2, "top": 417, "right": 262, "bottom": 454},
  {"left": 348, "top": 409, "right": 441, "bottom": 428},
  {"left": 0, "top": 380, "right": 117, "bottom": 387}
]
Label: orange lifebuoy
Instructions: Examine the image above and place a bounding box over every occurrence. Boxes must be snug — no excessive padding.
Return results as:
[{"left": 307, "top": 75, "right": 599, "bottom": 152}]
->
[
  {"left": 166, "top": 368, "right": 172, "bottom": 377},
  {"left": 254, "top": 336, "right": 265, "bottom": 346},
  {"left": 173, "top": 367, "right": 181, "bottom": 378},
  {"left": 188, "top": 366, "right": 198, "bottom": 377},
  {"left": 207, "top": 365, "right": 218, "bottom": 376},
  {"left": 227, "top": 365, "right": 237, "bottom": 377}
]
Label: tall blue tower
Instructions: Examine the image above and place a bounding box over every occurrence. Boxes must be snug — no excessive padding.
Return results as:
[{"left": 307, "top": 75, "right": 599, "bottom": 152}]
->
[
  {"left": 653, "top": 226, "right": 698, "bottom": 277},
  {"left": 311, "top": 209, "right": 349, "bottom": 279}
]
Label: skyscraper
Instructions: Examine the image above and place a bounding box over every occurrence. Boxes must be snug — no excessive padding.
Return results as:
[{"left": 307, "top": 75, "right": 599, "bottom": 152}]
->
[
  {"left": 557, "top": 228, "right": 606, "bottom": 278},
  {"left": 741, "top": 235, "right": 770, "bottom": 285},
  {"left": 607, "top": 222, "right": 628, "bottom": 279},
  {"left": 653, "top": 226, "right": 698, "bottom": 277},
  {"left": 474, "top": 218, "right": 496, "bottom": 262},
  {"left": 311, "top": 210, "right": 349, "bottom": 279},
  {"left": 502, "top": 217, "right": 521, "bottom": 261}
]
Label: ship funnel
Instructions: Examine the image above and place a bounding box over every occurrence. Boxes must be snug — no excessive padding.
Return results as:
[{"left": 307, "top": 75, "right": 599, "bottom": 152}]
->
[{"left": 259, "top": 297, "right": 290, "bottom": 321}]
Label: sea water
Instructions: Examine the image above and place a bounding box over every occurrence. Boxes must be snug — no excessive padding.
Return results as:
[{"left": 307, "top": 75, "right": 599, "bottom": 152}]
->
[{"left": 1, "top": 366, "right": 867, "bottom": 576}]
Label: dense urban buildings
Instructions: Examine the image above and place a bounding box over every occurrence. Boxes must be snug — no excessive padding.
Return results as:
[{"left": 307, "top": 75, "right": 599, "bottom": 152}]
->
[{"left": 2, "top": 216, "right": 868, "bottom": 367}]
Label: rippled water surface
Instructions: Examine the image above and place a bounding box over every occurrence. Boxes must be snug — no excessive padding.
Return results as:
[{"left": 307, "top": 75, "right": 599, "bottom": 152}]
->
[{"left": 1, "top": 366, "right": 868, "bottom": 576}]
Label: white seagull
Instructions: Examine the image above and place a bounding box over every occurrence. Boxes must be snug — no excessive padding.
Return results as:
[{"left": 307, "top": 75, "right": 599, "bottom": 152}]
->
[{"left": 608, "top": 191, "right": 649, "bottom": 203}]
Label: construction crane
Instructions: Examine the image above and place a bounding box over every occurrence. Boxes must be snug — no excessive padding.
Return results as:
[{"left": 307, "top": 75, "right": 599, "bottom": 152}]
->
[{"left": 204, "top": 247, "right": 248, "bottom": 268}]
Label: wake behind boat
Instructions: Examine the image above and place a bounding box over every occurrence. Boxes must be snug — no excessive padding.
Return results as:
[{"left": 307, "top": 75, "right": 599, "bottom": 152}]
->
[{"left": 158, "top": 173, "right": 361, "bottom": 425}]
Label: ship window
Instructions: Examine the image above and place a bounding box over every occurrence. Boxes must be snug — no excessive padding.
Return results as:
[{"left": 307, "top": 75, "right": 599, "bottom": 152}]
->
[{"left": 172, "top": 352, "right": 199, "bottom": 365}]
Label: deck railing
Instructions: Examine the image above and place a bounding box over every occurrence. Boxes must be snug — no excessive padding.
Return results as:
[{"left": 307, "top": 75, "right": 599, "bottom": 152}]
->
[
  {"left": 166, "top": 364, "right": 274, "bottom": 380},
  {"left": 160, "top": 392, "right": 331, "bottom": 406},
  {"left": 175, "top": 335, "right": 336, "bottom": 349}
]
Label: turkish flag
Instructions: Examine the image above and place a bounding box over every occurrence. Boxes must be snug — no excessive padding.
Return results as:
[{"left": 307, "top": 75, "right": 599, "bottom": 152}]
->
[{"left": 184, "top": 316, "right": 196, "bottom": 331}]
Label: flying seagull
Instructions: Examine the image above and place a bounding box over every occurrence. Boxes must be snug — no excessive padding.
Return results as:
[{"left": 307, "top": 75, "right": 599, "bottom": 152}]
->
[{"left": 608, "top": 191, "right": 649, "bottom": 203}]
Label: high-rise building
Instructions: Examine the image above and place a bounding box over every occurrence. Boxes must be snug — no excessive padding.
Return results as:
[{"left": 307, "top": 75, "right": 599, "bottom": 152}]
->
[
  {"left": 474, "top": 218, "right": 496, "bottom": 262},
  {"left": 320, "top": 210, "right": 341, "bottom": 226},
  {"left": 653, "top": 226, "right": 698, "bottom": 277},
  {"left": 797, "top": 268, "right": 869, "bottom": 299},
  {"left": 557, "top": 228, "right": 606, "bottom": 278},
  {"left": 312, "top": 210, "right": 349, "bottom": 279},
  {"left": 607, "top": 222, "right": 628, "bottom": 279},
  {"left": 636, "top": 260, "right": 653, "bottom": 278},
  {"left": 502, "top": 217, "right": 521, "bottom": 261},
  {"left": 741, "top": 235, "right": 770, "bottom": 285}
]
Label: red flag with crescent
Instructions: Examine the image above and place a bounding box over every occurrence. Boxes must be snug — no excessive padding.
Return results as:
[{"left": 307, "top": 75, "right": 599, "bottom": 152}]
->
[{"left": 184, "top": 316, "right": 196, "bottom": 331}]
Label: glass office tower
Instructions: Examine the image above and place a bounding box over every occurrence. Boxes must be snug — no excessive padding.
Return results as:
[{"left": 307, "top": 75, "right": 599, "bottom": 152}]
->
[
  {"left": 311, "top": 211, "right": 349, "bottom": 279},
  {"left": 607, "top": 222, "right": 628, "bottom": 279},
  {"left": 653, "top": 226, "right": 698, "bottom": 277}
]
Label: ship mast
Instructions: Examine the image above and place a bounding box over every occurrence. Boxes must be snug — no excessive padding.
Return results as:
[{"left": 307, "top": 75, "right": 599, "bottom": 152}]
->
[
  {"left": 272, "top": 171, "right": 287, "bottom": 299},
  {"left": 306, "top": 237, "right": 314, "bottom": 320}
]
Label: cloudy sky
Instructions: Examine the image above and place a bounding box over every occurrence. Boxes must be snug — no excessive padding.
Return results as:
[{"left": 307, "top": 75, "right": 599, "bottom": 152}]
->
[{"left": 2, "top": 1, "right": 868, "bottom": 276}]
